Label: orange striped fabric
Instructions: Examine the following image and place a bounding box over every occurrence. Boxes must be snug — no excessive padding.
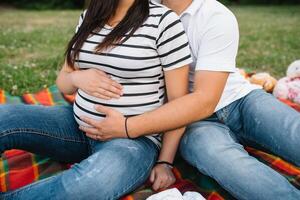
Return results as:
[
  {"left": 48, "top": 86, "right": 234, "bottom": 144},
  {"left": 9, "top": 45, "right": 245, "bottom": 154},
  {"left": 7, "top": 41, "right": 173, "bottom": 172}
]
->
[{"left": 0, "top": 90, "right": 5, "bottom": 104}]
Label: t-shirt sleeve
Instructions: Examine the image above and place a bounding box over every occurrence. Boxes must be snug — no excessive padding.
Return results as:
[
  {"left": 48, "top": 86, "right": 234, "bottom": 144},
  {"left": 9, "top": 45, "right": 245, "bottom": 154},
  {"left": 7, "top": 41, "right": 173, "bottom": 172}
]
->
[
  {"left": 75, "top": 10, "right": 87, "bottom": 33},
  {"left": 195, "top": 12, "right": 239, "bottom": 72},
  {"left": 156, "top": 10, "right": 193, "bottom": 71}
]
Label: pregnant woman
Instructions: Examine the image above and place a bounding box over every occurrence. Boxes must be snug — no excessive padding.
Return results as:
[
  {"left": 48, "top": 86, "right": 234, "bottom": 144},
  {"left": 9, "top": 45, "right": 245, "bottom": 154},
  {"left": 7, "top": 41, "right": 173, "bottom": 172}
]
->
[{"left": 0, "top": 0, "right": 192, "bottom": 199}]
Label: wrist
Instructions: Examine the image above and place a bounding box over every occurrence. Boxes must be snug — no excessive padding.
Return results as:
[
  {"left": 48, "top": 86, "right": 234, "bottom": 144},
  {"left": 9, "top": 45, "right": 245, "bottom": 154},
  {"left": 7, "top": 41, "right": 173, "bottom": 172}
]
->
[
  {"left": 158, "top": 157, "right": 174, "bottom": 164},
  {"left": 156, "top": 160, "right": 174, "bottom": 169},
  {"left": 126, "top": 117, "right": 142, "bottom": 138},
  {"left": 127, "top": 115, "right": 153, "bottom": 138},
  {"left": 125, "top": 117, "right": 134, "bottom": 139},
  {"left": 158, "top": 153, "right": 175, "bottom": 164},
  {"left": 158, "top": 155, "right": 174, "bottom": 165}
]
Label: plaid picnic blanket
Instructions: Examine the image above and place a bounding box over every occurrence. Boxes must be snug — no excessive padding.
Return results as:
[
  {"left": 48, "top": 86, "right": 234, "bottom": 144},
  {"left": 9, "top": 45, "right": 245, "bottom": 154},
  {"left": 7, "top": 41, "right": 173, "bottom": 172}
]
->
[{"left": 1, "top": 85, "right": 300, "bottom": 200}]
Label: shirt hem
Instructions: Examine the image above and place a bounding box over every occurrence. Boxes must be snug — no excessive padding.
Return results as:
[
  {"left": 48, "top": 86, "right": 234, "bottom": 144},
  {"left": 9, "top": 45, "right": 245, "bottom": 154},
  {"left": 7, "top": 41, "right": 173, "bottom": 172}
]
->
[
  {"left": 195, "top": 64, "right": 236, "bottom": 73},
  {"left": 214, "top": 85, "right": 262, "bottom": 112}
]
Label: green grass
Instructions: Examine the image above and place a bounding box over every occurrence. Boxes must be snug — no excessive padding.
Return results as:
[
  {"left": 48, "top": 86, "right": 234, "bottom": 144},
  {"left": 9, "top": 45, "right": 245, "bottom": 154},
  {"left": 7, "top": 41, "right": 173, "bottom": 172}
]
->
[
  {"left": 231, "top": 6, "right": 300, "bottom": 76},
  {"left": 0, "top": 8, "right": 80, "bottom": 95},
  {"left": 0, "top": 6, "right": 300, "bottom": 95}
]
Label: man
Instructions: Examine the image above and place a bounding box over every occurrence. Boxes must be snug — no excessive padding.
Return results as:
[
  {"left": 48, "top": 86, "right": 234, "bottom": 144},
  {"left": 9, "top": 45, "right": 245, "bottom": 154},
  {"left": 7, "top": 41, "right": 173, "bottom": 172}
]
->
[{"left": 80, "top": 0, "right": 300, "bottom": 199}]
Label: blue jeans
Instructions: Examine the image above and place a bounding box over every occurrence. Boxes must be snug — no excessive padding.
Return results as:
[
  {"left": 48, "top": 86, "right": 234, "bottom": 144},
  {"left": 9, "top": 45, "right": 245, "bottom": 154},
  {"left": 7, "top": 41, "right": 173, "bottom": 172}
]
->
[
  {"left": 180, "top": 89, "right": 300, "bottom": 200},
  {"left": 0, "top": 105, "right": 158, "bottom": 200}
]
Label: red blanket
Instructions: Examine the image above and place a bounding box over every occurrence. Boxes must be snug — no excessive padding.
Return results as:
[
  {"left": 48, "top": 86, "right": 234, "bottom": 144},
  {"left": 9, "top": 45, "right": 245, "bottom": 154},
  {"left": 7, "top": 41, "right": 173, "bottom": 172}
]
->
[{"left": 1, "top": 86, "right": 300, "bottom": 200}]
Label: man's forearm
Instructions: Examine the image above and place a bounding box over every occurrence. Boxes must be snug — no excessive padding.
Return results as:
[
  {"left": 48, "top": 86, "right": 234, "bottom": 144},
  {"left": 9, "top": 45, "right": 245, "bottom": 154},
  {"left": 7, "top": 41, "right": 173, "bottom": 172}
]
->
[{"left": 128, "top": 91, "right": 215, "bottom": 138}]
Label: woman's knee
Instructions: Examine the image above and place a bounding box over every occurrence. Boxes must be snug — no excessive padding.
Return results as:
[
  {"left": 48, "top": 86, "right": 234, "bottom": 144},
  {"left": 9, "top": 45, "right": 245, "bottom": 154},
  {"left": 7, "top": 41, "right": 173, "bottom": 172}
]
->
[
  {"left": 62, "top": 139, "right": 157, "bottom": 198},
  {"left": 0, "top": 105, "right": 19, "bottom": 127},
  {"left": 0, "top": 105, "right": 39, "bottom": 131}
]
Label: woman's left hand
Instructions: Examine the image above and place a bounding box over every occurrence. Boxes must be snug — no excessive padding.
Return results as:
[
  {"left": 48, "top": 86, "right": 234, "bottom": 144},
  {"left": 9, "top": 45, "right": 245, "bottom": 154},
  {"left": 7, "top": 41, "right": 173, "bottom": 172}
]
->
[{"left": 150, "top": 164, "right": 176, "bottom": 191}]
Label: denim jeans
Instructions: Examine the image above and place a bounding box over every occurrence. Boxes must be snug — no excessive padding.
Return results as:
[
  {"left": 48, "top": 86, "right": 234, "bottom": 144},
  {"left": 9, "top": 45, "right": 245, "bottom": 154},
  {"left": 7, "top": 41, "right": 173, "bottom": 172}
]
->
[
  {"left": 0, "top": 105, "right": 158, "bottom": 200},
  {"left": 180, "top": 89, "right": 300, "bottom": 200}
]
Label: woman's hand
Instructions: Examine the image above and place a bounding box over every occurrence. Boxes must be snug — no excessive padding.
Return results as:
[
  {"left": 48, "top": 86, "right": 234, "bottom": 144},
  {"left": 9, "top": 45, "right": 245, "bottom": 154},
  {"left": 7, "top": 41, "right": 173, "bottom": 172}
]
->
[
  {"left": 71, "top": 68, "right": 123, "bottom": 100},
  {"left": 150, "top": 164, "right": 176, "bottom": 191}
]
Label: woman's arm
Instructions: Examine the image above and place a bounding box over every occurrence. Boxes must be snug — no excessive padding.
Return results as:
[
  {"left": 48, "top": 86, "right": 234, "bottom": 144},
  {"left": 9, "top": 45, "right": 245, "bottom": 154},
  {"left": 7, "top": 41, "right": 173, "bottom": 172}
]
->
[
  {"left": 150, "top": 66, "right": 189, "bottom": 191},
  {"left": 56, "top": 62, "right": 78, "bottom": 94},
  {"left": 56, "top": 62, "right": 123, "bottom": 99}
]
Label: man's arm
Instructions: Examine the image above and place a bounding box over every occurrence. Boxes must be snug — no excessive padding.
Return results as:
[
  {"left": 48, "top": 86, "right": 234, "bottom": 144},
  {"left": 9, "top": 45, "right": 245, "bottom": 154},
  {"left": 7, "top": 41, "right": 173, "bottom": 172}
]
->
[
  {"left": 128, "top": 71, "right": 229, "bottom": 137},
  {"left": 82, "top": 71, "right": 229, "bottom": 140}
]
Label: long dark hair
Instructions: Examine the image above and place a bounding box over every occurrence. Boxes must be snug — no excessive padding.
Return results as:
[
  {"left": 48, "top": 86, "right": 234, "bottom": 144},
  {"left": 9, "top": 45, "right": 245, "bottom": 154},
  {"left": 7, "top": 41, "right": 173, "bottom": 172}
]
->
[{"left": 65, "top": 0, "right": 149, "bottom": 69}]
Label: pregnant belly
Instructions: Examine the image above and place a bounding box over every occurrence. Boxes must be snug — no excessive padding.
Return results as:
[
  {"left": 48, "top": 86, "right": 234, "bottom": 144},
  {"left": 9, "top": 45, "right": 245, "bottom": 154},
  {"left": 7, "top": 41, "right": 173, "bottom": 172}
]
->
[{"left": 73, "top": 89, "right": 163, "bottom": 127}]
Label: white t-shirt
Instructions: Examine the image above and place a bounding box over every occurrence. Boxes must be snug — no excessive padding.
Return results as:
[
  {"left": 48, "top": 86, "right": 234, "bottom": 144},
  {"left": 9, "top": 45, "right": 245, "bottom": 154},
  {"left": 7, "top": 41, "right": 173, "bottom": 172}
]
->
[
  {"left": 154, "top": 0, "right": 260, "bottom": 111},
  {"left": 73, "top": 1, "right": 193, "bottom": 147}
]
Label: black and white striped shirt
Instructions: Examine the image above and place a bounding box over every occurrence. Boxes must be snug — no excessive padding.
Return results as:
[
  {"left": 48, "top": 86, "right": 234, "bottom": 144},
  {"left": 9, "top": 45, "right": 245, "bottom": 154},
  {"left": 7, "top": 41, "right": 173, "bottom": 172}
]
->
[{"left": 73, "top": 1, "right": 193, "bottom": 148}]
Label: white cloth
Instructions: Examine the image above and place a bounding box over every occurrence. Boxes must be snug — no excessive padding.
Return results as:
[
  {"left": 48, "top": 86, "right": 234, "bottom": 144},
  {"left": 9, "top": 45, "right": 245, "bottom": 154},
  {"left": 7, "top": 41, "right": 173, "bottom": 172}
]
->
[
  {"left": 146, "top": 188, "right": 206, "bottom": 200},
  {"left": 153, "top": 0, "right": 260, "bottom": 111},
  {"left": 183, "top": 192, "right": 206, "bottom": 200},
  {"left": 146, "top": 188, "right": 182, "bottom": 200}
]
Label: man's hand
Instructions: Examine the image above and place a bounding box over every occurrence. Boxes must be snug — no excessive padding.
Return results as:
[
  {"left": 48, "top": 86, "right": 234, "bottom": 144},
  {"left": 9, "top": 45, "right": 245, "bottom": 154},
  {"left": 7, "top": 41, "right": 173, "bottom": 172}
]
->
[
  {"left": 79, "top": 105, "right": 128, "bottom": 141},
  {"left": 150, "top": 164, "right": 176, "bottom": 191}
]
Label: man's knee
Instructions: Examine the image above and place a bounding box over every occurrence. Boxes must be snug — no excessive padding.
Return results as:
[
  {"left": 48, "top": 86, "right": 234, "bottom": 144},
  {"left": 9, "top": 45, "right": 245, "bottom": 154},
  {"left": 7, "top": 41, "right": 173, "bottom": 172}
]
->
[
  {"left": 181, "top": 124, "right": 231, "bottom": 155},
  {"left": 180, "top": 123, "right": 240, "bottom": 174}
]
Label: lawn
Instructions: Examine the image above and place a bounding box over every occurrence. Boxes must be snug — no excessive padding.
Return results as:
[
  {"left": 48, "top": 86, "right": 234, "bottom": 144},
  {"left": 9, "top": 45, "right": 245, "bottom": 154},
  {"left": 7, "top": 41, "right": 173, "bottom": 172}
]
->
[{"left": 0, "top": 6, "right": 299, "bottom": 95}]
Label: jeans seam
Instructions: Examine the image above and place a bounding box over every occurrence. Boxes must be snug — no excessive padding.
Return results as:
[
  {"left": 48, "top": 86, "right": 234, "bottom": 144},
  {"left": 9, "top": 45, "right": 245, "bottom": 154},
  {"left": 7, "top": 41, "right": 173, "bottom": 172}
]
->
[
  {"left": 112, "top": 143, "right": 157, "bottom": 200},
  {"left": 1, "top": 128, "right": 86, "bottom": 143}
]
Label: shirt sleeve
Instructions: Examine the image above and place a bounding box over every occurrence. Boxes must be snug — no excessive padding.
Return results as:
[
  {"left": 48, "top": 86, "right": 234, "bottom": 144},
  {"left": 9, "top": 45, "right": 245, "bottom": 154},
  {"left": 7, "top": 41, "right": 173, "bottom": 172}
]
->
[
  {"left": 75, "top": 10, "right": 87, "bottom": 33},
  {"left": 195, "top": 11, "right": 239, "bottom": 72},
  {"left": 156, "top": 10, "right": 193, "bottom": 71}
]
